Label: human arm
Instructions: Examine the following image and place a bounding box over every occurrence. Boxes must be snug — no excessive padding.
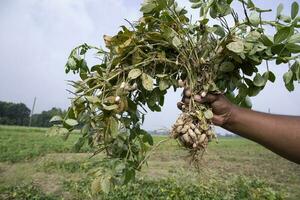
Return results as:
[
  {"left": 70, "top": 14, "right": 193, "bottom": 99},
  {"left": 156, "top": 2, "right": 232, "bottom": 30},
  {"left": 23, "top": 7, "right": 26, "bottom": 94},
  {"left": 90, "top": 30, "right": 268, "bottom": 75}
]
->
[{"left": 179, "top": 92, "right": 300, "bottom": 164}]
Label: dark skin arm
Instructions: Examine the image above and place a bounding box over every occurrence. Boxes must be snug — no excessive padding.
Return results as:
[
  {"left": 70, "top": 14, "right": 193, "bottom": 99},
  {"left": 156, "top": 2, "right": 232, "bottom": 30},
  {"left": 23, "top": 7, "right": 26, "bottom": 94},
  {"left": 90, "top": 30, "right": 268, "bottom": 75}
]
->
[{"left": 179, "top": 91, "right": 300, "bottom": 164}]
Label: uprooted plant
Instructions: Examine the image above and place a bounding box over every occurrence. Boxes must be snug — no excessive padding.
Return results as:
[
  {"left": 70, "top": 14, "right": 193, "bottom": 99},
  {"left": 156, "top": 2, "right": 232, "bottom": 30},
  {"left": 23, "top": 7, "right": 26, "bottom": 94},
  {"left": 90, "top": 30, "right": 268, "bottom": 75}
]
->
[{"left": 48, "top": 0, "right": 300, "bottom": 193}]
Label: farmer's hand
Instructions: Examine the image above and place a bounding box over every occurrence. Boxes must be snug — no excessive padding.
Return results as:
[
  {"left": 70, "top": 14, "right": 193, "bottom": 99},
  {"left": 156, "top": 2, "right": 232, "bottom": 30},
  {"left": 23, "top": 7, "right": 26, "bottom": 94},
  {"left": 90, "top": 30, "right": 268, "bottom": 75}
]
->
[
  {"left": 177, "top": 89, "right": 237, "bottom": 127},
  {"left": 178, "top": 90, "right": 300, "bottom": 164}
]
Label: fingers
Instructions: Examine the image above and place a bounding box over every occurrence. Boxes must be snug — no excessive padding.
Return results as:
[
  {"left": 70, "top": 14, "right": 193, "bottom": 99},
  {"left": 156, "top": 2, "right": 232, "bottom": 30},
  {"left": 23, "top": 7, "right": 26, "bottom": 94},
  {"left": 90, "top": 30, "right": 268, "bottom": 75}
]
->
[
  {"left": 211, "top": 115, "right": 224, "bottom": 126},
  {"left": 178, "top": 88, "right": 220, "bottom": 111},
  {"left": 199, "top": 94, "right": 219, "bottom": 104},
  {"left": 183, "top": 88, "right": 218, "bottom": 103}
]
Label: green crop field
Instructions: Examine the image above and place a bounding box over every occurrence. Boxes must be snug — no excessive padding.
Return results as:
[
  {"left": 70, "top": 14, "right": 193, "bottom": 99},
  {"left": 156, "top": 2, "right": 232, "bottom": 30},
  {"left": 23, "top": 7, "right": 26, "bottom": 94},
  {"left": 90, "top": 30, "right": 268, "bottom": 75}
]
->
[{"left": 0, "top": 125, "right": 299, "bottom": 200}]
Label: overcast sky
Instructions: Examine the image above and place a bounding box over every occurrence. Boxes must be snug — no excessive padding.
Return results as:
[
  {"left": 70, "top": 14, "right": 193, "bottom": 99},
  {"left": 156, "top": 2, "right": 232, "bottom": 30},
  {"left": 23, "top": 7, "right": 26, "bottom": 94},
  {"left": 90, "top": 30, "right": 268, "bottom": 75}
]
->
[{"left": 0, "top": 0, "right": 299, "bottom": 132}]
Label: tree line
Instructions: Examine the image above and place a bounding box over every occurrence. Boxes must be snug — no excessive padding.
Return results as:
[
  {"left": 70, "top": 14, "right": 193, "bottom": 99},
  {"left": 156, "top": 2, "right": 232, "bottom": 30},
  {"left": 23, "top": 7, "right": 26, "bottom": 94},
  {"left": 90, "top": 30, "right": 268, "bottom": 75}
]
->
[{"left": 0, "top": 101, "right": 65, "bottom": 127}]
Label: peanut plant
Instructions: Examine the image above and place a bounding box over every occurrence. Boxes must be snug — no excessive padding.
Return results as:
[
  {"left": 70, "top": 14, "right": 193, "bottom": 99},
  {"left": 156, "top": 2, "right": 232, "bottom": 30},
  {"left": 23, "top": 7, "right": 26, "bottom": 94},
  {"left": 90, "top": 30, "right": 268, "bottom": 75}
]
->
[{"left": 49, "top": 0, "right": 300, "bottom": 193}]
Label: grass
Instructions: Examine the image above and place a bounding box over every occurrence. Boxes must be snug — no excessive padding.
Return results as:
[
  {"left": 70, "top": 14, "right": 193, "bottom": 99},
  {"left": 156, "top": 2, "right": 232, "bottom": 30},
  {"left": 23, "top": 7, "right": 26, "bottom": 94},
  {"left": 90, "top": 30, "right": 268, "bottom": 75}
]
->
[
  {"left": 0, "top": 125, "right": 299, "bottom": 199},
  {"left": 0, "top": 125, "right": 91, "bottom": 162}
]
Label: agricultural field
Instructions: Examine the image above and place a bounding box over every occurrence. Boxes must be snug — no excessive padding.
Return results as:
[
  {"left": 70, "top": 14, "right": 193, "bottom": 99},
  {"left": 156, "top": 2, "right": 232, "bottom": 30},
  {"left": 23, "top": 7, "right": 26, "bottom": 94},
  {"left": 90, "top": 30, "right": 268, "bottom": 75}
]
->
[{"left": 0, "top": 125, "right": 299, "bottom": 200}]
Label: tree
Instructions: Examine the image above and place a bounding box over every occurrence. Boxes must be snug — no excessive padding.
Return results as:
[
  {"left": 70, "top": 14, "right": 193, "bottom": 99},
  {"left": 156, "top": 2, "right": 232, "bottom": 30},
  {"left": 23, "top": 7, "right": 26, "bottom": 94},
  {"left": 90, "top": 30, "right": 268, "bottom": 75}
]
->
[
  {"left": 0, "top": 101, "right": 30, "bottom": 126},
  {"left": 31, "top": 108, "right": 65, "bottom": 127}
]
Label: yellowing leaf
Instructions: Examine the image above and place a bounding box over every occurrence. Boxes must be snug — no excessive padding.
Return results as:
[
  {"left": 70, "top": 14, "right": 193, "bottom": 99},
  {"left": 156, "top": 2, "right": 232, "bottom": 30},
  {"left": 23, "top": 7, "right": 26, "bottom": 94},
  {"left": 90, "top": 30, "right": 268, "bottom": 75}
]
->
[
  {"left": 128, "top": 69, "right": 142, "bottom": 80},
  {"left": 86, "top": 96, "right": 100, "bottom": 103},
  {"left": 226, "top": 41, "right": 244, "bottom": 53},
  {"left": 102, "top": 104, "right": 119, "bottom": 111},
  {"left": 204, "top": 110, "right": 214, "bottom": 119},
  {"left": 91, "top": 177, "right": 102, "bottom": 195},
  {"left": 65, "top": 119, "right": 78, "bottom": 127},
  {"left": 49, "top": 116, "right": 62, "bottom": 123},
  {"left": 249, "top": 11, "right": 260, "bottom": 26},
  {"left": 103, "top": 35, "right": 112, "bottom": 47},
  {"left": 101, "top": 176, "right": 111, "bottom": 194},
  {"left": 140, "top": 2, "right": 156, "bottom": 13},
  {"left": 141, "top": 73, "right": 153, "bottom": 91},
  {"left": 159, "top": 79, "right": 169, "bottom": 91},
  {"left": 120, "top": 38, "right": 132, "bottom": 48},
  {"left": 109, "top": 117, "right": 119, "bottom": 137}
]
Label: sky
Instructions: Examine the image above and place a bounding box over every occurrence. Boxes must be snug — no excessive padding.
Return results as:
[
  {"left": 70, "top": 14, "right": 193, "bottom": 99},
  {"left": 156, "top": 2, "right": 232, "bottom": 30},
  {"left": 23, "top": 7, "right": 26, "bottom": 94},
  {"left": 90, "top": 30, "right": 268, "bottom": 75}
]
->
[{"left": 0, "top": 0, "right": 299, "bottom": 132}]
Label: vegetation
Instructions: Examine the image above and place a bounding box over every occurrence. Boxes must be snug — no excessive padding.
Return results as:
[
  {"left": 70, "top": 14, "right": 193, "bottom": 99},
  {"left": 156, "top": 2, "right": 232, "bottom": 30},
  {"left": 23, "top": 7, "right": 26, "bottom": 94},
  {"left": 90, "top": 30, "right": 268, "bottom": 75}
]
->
[
  {"left": 0, "top": 126, "right": 91, "bottom": 162},
  {"left": 0, "top": 126, "right": 299, "bottom": 199},
  {"left": 51, "top": 0, "right": 300, "bottom": 192},
  {"left": 31, "top": 108, "right": 65, "bottom": 128},
  {"left": 0, "top": 101, "right": 30, "bottom": 126},
  {"left": 0, "top": 101, "right": 66, "bottom": 128}
]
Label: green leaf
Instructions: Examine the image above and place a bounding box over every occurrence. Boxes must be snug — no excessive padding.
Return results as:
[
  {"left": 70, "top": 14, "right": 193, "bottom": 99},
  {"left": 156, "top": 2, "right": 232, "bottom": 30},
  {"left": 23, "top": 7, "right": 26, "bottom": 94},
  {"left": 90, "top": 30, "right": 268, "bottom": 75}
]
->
[
  {"left": 283, "top": 70, "right": 293, "bottom": 85},
  {"left": 49, "top": 115, "right": 62, "bottom": 123},
  {"left": 220, "top": 61, "right": 235, "bottom": 72},
  {"left": 74, "top": 137, "right": 85, "bottom": 152},
  {"left": 213, "top": 25, "right": 225, "bottom": 37},
  {"left": 274, "top": 27, "right": 291, "bottom": 44},
  {"left": 124, "top": 169, "right": 135, "bottom": 184},
  {"left": 109, "top": 117, "right": 119, "bottom": 137},
  {"left": 141, "top": 73, "right": 154, "bottom": 91},
  {"left": 128, "top": 69, "right": 142, "bottom": 80},
  {"left": 288, "top": 33, "right": 300, "bottom": 43},
  {"left": 260, "top": 35, "right": 273, "bottom": 46},
  {"left": 238, "top": 84, "right": 248, "bottom": 98},
  {"left": 277, "top": 3, "right": 284, "bottom": 18},
  {"left": 159, "top": 79, "right": 169, "bottom": 91},
  {"left": 67, "top": 57, "right": 77, "bottom": 70},
  {"left": 291, "top": 2, "right": 299, "bottom": 19},
  {"left": 191, "top": 2, "right": 202, "bottom": 9},
  {"left": 253, "top": 73, "right": 266, "bottom": 87},
  {"left": 249, "top": 11, "right": 260, "bottom": 26},
  {"left": 142, "top": 132, "right": 154, "bottom": 146},
  {"left": 264, "top": 71, "right": 276, "bottom": 83},
  {"left": 240, "top": 96, "right": 252, "bottom": 108},
  {"left": 285, "top": 81, "right": 295, "bottom": 91},
  {"left": 247, "top": 0, "right": 255, "bottom": 9},
  {"left": 226, "top": 41, "right": 244, "bottom": 53},
  {"left": 204, "top": 109, "right": 214, "bottom": 119},
  {"left": 140, "top": 2, "right": 156, "bottom": 13},
  {"left": 291, "top": 61, "right": 300, "bottom": 81},
  {"left": 248, "top": 85, "right": 262, "bottom": 97},
  {"left": 65, "top": 119, "right": 79, "bottom": 127},
  {"left": 286, "top": 43, "right": 300, "bottom": 53}
]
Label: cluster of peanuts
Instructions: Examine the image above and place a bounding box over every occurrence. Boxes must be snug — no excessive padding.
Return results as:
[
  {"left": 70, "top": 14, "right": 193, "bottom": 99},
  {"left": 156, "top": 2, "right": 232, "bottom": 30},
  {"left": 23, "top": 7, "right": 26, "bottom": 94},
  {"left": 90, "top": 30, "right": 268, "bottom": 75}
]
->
[{"left": 170, "top": 113, "right": 214, "bottom": 150}]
